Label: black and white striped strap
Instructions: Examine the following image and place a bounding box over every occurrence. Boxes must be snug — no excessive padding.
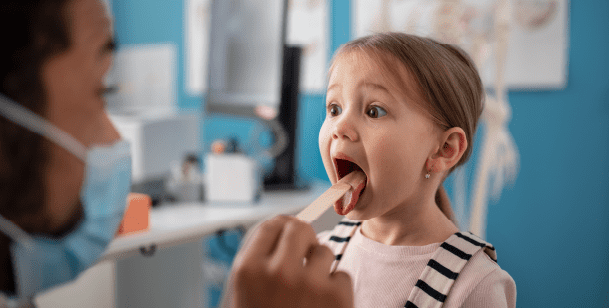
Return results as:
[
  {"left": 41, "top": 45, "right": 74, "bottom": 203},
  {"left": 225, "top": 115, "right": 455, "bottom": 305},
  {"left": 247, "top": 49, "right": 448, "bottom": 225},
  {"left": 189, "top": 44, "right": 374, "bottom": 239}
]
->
[
  {"left": 404, "top": 231, "right": 497, "bottom": 308},
  {"left": 324, "top": 219, "right": 361, "bottom": 273}
]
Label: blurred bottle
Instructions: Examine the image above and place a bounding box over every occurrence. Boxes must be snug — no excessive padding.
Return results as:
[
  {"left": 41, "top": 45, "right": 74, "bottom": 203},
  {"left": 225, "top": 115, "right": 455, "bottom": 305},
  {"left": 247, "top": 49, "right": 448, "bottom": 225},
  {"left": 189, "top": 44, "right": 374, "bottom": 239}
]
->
[{"left": 166, "top": 153, "right": 203, "bottom": 203}]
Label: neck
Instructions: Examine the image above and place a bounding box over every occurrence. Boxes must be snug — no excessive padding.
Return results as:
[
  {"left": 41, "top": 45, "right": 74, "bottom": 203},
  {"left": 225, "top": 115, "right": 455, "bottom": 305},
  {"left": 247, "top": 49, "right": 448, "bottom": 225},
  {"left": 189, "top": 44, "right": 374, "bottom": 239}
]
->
[{"left": 360, "top": 196, "right": 458, "bottom": 246}]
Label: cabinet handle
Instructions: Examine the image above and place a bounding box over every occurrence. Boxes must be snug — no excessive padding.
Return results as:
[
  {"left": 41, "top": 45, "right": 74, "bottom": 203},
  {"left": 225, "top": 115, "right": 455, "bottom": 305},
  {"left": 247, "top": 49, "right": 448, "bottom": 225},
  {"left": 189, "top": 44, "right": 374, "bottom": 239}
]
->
[{"left": 139, "top": 244, "right": 157, "bottom": 257}]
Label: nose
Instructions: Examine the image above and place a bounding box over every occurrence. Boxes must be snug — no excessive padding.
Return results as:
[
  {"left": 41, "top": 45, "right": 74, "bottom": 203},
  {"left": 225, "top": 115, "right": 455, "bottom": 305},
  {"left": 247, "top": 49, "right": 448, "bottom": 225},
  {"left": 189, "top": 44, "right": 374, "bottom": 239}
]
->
[{"left": 332, "top": 112, "right": 359, "bottom": 142}]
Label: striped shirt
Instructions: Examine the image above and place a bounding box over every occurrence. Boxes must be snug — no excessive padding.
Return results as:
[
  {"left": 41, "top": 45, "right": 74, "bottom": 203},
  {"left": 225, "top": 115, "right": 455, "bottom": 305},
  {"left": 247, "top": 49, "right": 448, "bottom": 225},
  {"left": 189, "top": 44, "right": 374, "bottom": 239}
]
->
[{"left": 318, "top": 221, "right": 516, "bottom": 308}]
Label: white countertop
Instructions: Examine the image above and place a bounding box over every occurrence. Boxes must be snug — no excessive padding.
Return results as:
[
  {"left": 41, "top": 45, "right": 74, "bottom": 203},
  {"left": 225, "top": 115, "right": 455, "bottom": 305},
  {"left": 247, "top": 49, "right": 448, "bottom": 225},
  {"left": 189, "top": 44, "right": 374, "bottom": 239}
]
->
[{"left": 102, "top": 182, "right": 330, "bottom": 261}]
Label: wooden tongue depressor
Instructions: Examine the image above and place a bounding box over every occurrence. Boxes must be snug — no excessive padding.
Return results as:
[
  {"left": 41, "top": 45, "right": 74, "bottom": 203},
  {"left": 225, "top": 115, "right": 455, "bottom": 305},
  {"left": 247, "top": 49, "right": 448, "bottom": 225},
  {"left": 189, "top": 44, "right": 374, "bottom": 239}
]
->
[
  {"left": 296, "top": 170, "right": 366, "bottom": 223},
  {"left": 219, "top": 170, "right": 367, "bottom": 307}
]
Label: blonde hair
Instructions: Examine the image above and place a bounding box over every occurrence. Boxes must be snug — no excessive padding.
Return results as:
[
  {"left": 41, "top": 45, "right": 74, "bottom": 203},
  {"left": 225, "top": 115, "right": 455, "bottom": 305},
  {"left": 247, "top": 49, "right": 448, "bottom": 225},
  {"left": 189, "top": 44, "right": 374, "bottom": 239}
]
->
[{"left": 329, "top": 32, "right": 484, "bottom": 222}]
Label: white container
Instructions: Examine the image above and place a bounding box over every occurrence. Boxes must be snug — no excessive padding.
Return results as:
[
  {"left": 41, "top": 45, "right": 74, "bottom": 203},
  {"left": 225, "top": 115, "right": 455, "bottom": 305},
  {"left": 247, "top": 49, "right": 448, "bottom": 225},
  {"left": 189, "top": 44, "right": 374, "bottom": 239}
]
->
[{"left": 205, "top": 154, "right": 260, "bottom": 202}]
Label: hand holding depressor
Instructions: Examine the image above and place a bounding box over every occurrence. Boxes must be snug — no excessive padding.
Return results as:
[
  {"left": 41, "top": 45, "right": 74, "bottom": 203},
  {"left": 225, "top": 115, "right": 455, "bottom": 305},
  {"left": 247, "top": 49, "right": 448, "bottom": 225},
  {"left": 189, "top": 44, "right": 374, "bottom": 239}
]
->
[{"left": 227, "top": 215, "right": 354, "bottom": 308}]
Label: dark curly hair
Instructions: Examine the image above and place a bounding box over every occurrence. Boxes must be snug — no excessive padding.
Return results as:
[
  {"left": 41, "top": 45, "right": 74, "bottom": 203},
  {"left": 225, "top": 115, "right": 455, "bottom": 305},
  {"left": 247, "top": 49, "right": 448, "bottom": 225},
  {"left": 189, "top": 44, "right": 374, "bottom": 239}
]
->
[{"left": 0, "top": 0, "right": 72, "bottom": 295}]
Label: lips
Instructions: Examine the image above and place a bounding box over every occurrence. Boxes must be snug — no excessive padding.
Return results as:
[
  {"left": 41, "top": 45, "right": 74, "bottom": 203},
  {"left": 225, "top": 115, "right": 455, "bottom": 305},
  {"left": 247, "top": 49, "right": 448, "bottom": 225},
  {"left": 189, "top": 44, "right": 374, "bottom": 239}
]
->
[{"left": 333, "top": 155, "right": 367, "bottom": 215}]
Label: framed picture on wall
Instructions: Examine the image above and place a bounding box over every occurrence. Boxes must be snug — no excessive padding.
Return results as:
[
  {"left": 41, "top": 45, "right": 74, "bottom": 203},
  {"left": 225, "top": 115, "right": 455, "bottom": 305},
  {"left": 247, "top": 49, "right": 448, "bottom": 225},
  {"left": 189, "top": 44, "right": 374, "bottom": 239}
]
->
[{"left": 352, "top": 0, "right": 570, "bottom": 89}]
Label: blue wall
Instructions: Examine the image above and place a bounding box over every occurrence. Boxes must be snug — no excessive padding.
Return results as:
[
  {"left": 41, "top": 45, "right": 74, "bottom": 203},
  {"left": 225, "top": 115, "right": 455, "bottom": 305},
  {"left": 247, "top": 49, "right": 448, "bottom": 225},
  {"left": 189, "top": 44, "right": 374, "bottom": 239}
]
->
[{"left": 113, "top": 0, "right": 609, "bottom": 306}]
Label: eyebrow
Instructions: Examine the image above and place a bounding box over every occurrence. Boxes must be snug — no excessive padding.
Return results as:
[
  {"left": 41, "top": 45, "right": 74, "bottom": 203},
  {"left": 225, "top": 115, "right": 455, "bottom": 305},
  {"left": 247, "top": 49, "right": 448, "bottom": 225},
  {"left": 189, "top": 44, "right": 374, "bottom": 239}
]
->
[
  {"left": 362, "top": 82, "right": 391, "bottom": 94},
  {"left": 327, "top": 83, "right": 341, "bottom": 92},
  {"left": 327, "top": 82, "right": 390, "bottom": 92}
]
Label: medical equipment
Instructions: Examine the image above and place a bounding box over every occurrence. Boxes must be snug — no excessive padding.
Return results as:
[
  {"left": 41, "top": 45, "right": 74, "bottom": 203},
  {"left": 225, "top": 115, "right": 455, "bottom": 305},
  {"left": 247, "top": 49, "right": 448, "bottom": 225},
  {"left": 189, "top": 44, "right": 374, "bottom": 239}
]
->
[
  {"left": 467, "top": 0, "right": 519, "bottom": 238},
  {"left": 205, "top": 0, "right": 304, "bottom": 190},
  {"left": 296, "top": 170, "right": 367, "bottom": 222}
]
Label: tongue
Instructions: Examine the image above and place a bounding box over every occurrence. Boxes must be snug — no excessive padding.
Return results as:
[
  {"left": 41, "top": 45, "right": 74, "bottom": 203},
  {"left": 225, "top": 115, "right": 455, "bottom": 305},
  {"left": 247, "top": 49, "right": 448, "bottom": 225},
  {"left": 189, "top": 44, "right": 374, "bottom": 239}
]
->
[{"left": 334, "top": 170, "right": 367, "bottom": 216}]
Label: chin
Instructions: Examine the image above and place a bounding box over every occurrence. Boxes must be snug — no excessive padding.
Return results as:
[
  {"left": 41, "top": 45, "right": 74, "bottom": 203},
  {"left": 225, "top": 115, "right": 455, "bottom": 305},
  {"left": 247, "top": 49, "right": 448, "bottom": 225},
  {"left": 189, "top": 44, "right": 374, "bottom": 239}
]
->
[
  {"left": 341, "top": 188, "right": 372, "bottom": 220},
  {"left": 344, "top": 211, "right": 366, "bottom": 221},
  {"left": 343, "top": 203, "right": 374, "bottom": 221}
]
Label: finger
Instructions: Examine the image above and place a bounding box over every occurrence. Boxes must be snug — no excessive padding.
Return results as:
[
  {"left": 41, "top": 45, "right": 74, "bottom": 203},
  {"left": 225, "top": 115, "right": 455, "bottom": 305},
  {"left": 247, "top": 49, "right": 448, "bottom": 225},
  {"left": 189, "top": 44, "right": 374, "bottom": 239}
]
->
[
  {"left": 269, "top": 218, "right": 318, "bottom": 270},
  {"left": 305, "top": 244, "right": 335, "bottom": 277},
  {"left": 235, "top": 215, "right": 292, "bottom": 264},
  {"left": 330, "top": 270, "right": 353, "bottom": 290},
  {"left": 329, "top": 270, "right": 354, "bottom": 308}
]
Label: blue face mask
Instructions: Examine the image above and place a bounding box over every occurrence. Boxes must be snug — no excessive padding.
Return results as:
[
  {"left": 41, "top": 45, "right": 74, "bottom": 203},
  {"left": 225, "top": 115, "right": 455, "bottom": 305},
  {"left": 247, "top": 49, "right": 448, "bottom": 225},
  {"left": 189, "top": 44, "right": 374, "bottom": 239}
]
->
[{"left": 0, "top": 93, "right": 131, "bottom": 304}]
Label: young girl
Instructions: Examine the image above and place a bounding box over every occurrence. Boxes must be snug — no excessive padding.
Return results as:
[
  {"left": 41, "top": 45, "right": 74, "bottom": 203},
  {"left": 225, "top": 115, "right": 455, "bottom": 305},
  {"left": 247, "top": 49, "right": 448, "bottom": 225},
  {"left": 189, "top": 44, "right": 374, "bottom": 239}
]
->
[{"left": 317, "top": 32, "right": 516, "bottom": 307}]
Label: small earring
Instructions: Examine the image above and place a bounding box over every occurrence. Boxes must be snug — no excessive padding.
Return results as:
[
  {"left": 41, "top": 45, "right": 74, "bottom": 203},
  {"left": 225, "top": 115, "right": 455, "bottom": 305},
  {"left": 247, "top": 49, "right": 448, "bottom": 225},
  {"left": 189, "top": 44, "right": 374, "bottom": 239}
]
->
[
  {"left": 425, "top": 164, "right": 433, "bottom": 179},
  {"left": 425, "top": 161, "right": 434, "bottom": 179}
]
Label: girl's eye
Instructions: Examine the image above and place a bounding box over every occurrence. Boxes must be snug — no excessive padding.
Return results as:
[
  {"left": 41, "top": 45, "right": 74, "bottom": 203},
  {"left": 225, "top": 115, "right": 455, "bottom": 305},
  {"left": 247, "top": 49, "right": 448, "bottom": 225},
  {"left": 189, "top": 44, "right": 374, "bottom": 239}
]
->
[
  {"left": 367, "top": 106, "right": 387, "bottom": 118},
  {"left": 328, "top": 104, "right": 342, "bottom": 117}
]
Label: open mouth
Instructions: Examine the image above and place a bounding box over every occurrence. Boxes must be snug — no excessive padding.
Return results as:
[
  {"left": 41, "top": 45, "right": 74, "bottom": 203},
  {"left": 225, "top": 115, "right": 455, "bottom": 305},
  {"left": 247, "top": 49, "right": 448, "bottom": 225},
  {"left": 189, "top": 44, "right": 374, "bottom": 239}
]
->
[
  {"left": 335, "top": 158, "right": 363, "bottom": 181},
  {"left": 334, "top": 158, "right": 367, "bottom": 216}
]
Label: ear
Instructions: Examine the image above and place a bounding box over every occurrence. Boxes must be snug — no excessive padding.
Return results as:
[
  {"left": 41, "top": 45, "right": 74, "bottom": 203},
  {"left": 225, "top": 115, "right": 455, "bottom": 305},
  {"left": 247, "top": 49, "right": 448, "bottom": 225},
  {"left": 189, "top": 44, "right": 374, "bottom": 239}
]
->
[{"left": 427, "top": 127, "right": 468, "bottom": 174}]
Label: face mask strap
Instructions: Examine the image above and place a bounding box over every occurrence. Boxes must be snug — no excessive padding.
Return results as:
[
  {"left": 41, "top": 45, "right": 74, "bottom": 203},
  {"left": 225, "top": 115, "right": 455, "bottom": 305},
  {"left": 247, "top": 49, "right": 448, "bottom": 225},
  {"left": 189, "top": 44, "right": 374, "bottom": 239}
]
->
[
  {"left": 2, "top": 293, "right": 36, "bottom": 308},
  {"left": 0, "top": 216, "right": 34, "bottom": 251},
  {"left": 0, "top": 93, "right": 87, "bottom": 161},
  {"left": 0, "top": 216, "right": 40, "bottom": 303}
]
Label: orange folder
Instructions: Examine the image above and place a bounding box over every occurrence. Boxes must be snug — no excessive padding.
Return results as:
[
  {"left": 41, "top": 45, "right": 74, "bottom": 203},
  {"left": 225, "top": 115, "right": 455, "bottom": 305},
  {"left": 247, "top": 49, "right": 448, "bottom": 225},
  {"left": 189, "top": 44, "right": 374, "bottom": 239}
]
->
[{"left": 117, "top": 193, "right": 151, "bottom": 236}]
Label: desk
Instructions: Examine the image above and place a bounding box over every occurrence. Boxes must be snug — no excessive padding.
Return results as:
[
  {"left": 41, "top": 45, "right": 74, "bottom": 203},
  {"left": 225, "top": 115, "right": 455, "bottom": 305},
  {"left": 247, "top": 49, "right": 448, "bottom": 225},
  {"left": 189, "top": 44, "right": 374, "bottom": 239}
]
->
[
  {"left": 107, "top": 182, "right": 331, "bottom": 308},
  {"left": 104, "top": 182, "right": 330, "bottom": 262}
]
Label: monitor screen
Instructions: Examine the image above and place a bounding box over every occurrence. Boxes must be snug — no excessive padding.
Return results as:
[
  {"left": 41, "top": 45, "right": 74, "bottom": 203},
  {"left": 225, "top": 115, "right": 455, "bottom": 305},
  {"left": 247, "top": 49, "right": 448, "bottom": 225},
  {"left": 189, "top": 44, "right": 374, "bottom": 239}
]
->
[{"left": 206, "top": 0, "right": 287, "bottom": 118}]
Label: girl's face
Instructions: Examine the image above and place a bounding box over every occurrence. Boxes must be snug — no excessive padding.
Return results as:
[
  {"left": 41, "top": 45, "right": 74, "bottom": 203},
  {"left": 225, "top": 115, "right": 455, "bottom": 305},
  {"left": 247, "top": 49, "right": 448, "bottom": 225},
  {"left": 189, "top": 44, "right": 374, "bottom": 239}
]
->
[{"left": 319, "top": 51, "right": 442, "bottom": 220}]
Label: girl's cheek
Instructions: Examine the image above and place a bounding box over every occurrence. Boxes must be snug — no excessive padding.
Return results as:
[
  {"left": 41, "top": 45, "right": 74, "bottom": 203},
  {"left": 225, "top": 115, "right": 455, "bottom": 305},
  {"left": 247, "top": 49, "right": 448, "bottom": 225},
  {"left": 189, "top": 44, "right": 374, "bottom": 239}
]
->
[
  {"left": 318, "top": 124, "right": 335, "bottom": 182},
  {"left": 319, "top": 123, "right": 334, "bottom": 160},
  {"left": 319, "top": 121, "right": 331, "bottom": 146}
]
